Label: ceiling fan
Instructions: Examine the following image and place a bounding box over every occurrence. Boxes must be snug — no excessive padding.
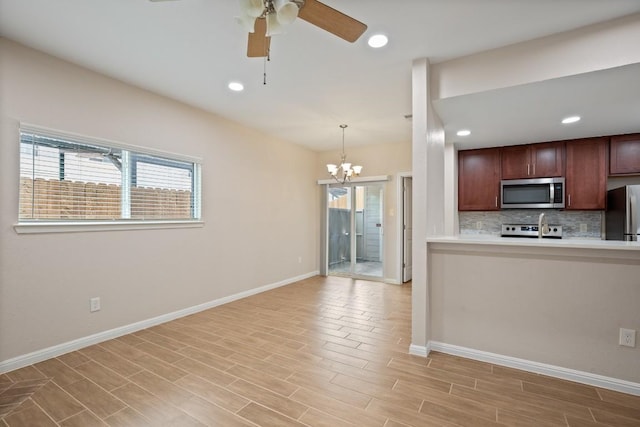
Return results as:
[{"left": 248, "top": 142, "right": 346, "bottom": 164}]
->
[
  {"left": 239, "top": 0, "right": 367, "bottom": 57},
  {"left": 149, "top": 0, "right": 367, "bottom": 58}
]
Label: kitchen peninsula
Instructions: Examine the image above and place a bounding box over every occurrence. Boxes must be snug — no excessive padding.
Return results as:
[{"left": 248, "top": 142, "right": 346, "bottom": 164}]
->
[{"left": 424, "top": 235, "right": 640, "bottom": 394}]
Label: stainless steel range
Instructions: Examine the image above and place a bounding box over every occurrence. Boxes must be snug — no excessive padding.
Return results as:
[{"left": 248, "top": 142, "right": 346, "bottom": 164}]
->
[{"left": 501, "top": 224, "right": 563, "bottom": 238}]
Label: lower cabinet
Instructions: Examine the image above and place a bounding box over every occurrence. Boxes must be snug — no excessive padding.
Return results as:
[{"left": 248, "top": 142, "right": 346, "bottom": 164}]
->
[
  {"left": 565, "top": 137, "right": 608, "bottom": 210},
  {"left": 458, "top": 148, "right": 501, "bottom": 211}
]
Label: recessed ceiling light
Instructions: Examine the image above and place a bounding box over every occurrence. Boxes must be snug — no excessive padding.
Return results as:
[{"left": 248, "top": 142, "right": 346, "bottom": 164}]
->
[
  {"left": 561, "top": 116, "right": 580, "bottom": 124},
  {"left": 457, "top": 130, "right": 471, "bottom": 137},
  {"left": 368, "top": 34, "right": 388, "bottom": 48},
  {"left": 228, "top": 82, "right": 244, "bottom": 92}
]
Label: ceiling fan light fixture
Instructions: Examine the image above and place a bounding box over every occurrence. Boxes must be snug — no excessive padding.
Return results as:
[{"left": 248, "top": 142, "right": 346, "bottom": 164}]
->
[
  {"left": 239, "top": 0, "right": 264, "bottom": 18},
  {"left": 235, "top": 14, "right": 257, "bottom": 33},
  {"left": 266, "top": 12, "right": 285, "bottom": 36},
  {"left": 274, "top": 0, "right": 299, "bottom": 25}
]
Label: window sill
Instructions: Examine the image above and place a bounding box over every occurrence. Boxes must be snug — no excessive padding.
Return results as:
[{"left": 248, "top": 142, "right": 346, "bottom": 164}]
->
[{"left": 14, "top": 220, "right": 204, "bottom": 234}]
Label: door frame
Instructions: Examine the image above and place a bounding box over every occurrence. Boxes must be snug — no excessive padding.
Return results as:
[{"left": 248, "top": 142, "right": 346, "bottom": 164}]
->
[
  {"left": 330, "top": 182, "right": 383, "bottom": 280},
  {"left": 318, "top": 175, "right": 390, "bottom": 280},
  {"left": 396, "top": 172, "right": 412, "bottom": 284}
]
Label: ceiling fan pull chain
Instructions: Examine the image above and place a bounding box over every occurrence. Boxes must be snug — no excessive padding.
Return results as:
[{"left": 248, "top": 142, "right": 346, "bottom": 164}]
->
[
  {"left": 262, "top": 33, "right": 270, "bottom": 85},
  {"left": 263, "top": 56, "right": 267, "bottom": 85}
]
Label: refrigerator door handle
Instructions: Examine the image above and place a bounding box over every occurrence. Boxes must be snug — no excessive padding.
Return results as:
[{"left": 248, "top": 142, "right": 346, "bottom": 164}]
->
[{"left": 630, "top": 194, "right": 638, "bottom": 241}]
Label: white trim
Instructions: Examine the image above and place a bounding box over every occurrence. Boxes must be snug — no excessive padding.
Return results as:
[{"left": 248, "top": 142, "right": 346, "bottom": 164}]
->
[
  {"left": 409, "top": 343, "right": 429, "bottom": 357},
  {"left": 429, "top": 341, "right": 640, "bottom": 397},
  {"left": 0, "top": 270, "right": 319, "bottom": 374},
  {"left": 20, "top": 122, "right": 202, "bottom": 163},
  {"left": 384, "top": 278, "right": 401, "bottom": 285},
  {"left": 316, "top": 175, "right": 390, "bottom": 185},
  {"left": 14, "top": 220, "right": 205, "bottom": 234},
  {"left": 396, "top": 172, "right": 412, "bottom": 284}
]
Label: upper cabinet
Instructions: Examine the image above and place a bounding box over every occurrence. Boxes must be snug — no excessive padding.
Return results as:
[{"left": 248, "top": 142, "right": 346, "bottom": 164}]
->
[
  {"left": 565, "top": 137, "right": 608, "bottom": 210},
  {"left": 610, "top": 133, "right": 640, "bottom": 175},
  {"left": 501, "top": 141, "right": 564, "bottom": 179},
  {"left": 458, "top": 148, "right": 501, "bottom": 211}
]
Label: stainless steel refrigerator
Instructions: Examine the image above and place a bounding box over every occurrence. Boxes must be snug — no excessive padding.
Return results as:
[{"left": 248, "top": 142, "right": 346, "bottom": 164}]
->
[{"left": 606, "top": 185, "right": 640, "bottom": 241}]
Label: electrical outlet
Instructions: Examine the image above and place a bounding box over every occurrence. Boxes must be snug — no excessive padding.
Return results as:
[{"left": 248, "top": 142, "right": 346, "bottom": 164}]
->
[
  {"left": 619, "top": 328, "right": 636, "bottom": 347},
  {"left": 580, "top": 223, "right": 588, "bottom": 233},
  {"left": 298, "top": 256, "right": 302, "bottom": 264},
  {"left": 90, "top": 297, "right": 101, "bottom": 313},
  {"left": 476, "top": 221, "right": 482, "bottom": 230}
]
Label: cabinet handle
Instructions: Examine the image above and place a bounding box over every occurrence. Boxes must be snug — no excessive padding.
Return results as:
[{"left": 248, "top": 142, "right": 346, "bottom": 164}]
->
[
  {"left": 527, "top": 164, "right": 530, "bottom": 175},
  {"left": 495, "top": 196, "right": 498, "bottom": 208},
  {"left": 533, "top": 163, "right": 536, "bottom": 175},
  {"left": 568, "top": 194, "right": 571, "bottom": 207}
]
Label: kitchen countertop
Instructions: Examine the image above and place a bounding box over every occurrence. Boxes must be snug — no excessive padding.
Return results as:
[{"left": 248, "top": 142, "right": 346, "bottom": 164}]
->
[{"left": 426, "top": 234, "right": 640, "bottom": 251}]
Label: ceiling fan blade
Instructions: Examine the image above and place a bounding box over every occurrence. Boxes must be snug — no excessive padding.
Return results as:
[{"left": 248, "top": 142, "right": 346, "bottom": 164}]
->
[
  {"left": 298, "top": 0, "right": 367, "bottom": 43},
  {"left": 247, "top": 18, "right": 271, "bottom": 57}
]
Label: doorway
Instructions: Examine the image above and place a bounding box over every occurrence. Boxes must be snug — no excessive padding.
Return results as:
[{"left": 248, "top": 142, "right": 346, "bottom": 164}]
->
[{"left": 327, "top": 183, "right": 384, "bottom": 279}]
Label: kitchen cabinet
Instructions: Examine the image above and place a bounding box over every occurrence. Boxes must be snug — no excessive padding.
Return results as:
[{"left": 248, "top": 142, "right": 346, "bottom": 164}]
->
[
  {"left": 501, "top": 141, "right": 564, "bottom": 179},
  {"left": 610, "top": 133, "right": 640, "bottom": 175},
  {"left": 458, "top": 148, "right": 501, "bottom": 211},
  {"left": 565, "top": 137, "right": 607, "bottom": 210}
]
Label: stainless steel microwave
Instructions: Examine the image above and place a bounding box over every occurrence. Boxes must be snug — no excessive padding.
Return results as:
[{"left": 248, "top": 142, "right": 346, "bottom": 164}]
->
[{"left": 500, "top": 177, "right": 565, "bottom": 209}]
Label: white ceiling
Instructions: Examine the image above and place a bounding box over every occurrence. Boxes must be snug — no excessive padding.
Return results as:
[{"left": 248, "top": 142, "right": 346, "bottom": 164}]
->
[{"left": 1, "top": 0, "right": 640, "bottom": 151}]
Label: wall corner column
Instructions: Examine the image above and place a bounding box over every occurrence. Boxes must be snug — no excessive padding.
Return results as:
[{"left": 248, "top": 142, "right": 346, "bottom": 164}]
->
[{"left": 411, "top": 58, "right": 445, "bottom": 354}]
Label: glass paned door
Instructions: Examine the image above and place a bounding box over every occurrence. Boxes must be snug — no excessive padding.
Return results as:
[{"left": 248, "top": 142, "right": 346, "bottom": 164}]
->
[
  {"left": 327, "top": 186, "right": 352, "bottom": 275},
  {"left": 327, "top": 183, "right": 383, "bottom": 279}
]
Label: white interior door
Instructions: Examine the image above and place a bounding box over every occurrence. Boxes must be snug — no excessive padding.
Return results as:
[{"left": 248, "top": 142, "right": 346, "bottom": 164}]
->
[{"left": 403, "top": 177, "right": 413, "bottom": 282}]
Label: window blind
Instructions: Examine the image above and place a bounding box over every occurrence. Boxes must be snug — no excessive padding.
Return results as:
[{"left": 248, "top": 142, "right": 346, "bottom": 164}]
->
[{"left": 19, "top": 129, "right": 201, "bottom": 222}]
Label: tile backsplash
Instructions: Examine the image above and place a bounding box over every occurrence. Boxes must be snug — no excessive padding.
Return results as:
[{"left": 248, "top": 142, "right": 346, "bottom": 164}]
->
[{"left": 459, "top": 210, "right": 603, "bottom": 239}]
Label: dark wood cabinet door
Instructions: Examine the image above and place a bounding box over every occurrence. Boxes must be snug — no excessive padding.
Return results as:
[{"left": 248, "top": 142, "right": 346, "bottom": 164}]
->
[
  {"left": 565, "top": 137, "right": 607, "bottom": 210},
  {"left": 610, "top": 134, "right": 640, "bottom": 175},
  {"left": 501, "top": 142, "right": 564, "bottom": 179},
  {"left": 531, "top": 141, "right": 564, "bottom": 177},
  {"left": 458, "top": 148, "right": 501, "bottom": 211},
  {"left": 500, "top": 145, "right": 529, "bottom": 179}
]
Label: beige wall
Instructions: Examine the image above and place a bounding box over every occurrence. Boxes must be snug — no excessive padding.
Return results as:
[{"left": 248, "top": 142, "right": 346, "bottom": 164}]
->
[
  {"left": 0, "top": 38, "right": 319, "bottom": 363},
  {"left": 316, "top": 141, "right": 411, "bottom": 283},
  {"left": 428, "top": 243, "right": 640, "bottom": 383}
]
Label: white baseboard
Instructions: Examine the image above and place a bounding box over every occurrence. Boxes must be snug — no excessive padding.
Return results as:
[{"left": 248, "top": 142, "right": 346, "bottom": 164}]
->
[
  {"left": 409, "top": 343, "right": 429, "bottom": 357},
  {"left": 0, "top": 271, "right": 319, "bottom": 374},
  {"left": 429, "top": 341, "right": 640, "bottom": 397}
]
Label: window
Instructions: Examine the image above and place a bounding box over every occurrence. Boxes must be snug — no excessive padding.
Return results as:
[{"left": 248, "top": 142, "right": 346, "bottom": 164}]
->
[{"left": 19, "top": 127, "right": 201, "bottom": 224}]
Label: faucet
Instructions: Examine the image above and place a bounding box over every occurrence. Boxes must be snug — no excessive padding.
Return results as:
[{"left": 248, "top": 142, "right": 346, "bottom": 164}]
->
[{"left": 538, "top": 213, "right": 550, "bottom": 238}]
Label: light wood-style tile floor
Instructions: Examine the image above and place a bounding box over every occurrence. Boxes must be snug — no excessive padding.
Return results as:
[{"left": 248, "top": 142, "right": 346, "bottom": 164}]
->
[{"left": 1, "top": 275, "right": 639, "bottom": 426}]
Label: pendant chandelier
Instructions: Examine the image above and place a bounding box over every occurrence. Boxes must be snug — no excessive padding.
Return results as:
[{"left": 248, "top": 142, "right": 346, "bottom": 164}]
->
[{"left": 326, "top": 124, "right": 362, "bottom": 184}]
